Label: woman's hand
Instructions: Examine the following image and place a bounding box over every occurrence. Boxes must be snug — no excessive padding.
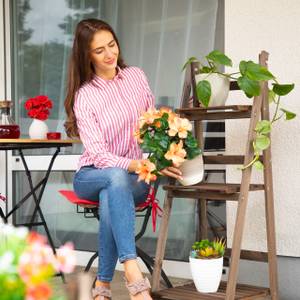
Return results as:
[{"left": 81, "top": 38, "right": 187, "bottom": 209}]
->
[
  {"left": 128, "top": 160, "right": 141, "bottom": 173},
  {"left": 160, "top": 166, "right": 183, "bottom": 180}
]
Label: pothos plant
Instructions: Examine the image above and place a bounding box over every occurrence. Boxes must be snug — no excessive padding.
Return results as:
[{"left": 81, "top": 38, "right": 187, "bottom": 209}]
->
[{"left": 183, "top": 50, "right": 296, "bottom": 170}]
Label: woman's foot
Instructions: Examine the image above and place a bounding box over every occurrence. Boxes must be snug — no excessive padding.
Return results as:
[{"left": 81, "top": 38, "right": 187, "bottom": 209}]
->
[
  {"left": 92, "top": 280, "right": 111, "bottom": 300},
  {"left": 124, "top": 259, "right": 152, "bottom": 300}
]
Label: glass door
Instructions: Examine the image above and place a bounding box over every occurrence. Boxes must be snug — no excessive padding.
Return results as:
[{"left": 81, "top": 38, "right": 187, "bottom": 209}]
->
[{"left": 4, "top": 0, "right": 224, "bottom": 276}]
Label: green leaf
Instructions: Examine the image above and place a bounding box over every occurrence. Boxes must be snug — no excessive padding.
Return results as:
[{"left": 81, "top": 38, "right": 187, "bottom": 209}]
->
[
  {"left": 237, "top": 76, "right": 260, "bottom": 97},
  {"left": 196, "top": 80, "right": 211, "bottom": 107},
  {"left": 253, "top": 160, "right": 264, "bottom": 170},
  {"left": 272, "top": 83, "right": 294, "bottom": 96},
  {"left": 244, "top": 61, "right": 275, "bottom": 81},
  {"left": 239, "top": 61, "right": 247, "bottom": 75},
  {"left": 255, "top": 120, "right": 271, "bottom": 134},
  {"left": 206, "top": 50, "right": 232, "bottom": 67},
  {"left": 182, "top": 56, "right": 198, "bottom": 71},
  {"left": 268, "top": 90, "right": 276, "bottom": 103},
  {"left": 255, "top": 135, "right": 270, "bottom": 150},
  {"left": 280, "top": 108, "right": 296, "bottom": 120},
  {"left": 200, "top": 66, "right": 213, "bottom": 73},
  {"left": 186, "top": 147, "right": 201, "bottom": 159}
]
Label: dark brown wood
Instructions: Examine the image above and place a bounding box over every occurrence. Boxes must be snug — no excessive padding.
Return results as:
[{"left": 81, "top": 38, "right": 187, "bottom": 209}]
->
[
  {"left": 179, "top": 110, "right": 252, "bottom": 121},
  {"left": 260, "top": 59, "right": 279, "bottom": 299},
  {"left": 177, "top": 105, "right": 251, "bottom": 113},
  {"left": 152, "top": 282, "right": 270, "bottom": 300},
  {"left": 225, "top": 248, "right": 268, "bottom": 262},
  {"left": 203, "top": 155, "right": 263, "bottom": 165},
  {"left": 180, "top": 62, "right": 192, "bottom": 108},
  {"left": 230, "top": 81, "right": 240, "bottom": 90},
  {"left": 200, "top": 199, "right": 208, "bottom": 239},
  {"left": 152, "top": 190, "right": 174, "bottom": 292},
  {"left": 169, "top": 190, "right": 240, "bottom": 201},
  {"left": 163, "top": 183, "right": 265, "bottom": 194},
  {"left": 225, "top": 51, "right": 268, "bottom": 300}
]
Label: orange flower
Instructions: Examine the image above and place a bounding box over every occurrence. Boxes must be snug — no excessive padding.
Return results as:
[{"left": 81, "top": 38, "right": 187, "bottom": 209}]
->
[
  {"left": 134, "top": 129, "right": 144, "bottom": 144},
  {"left": 139, "top": 108, "right": 160, "bottom": 128},
  {"left": 158, "top": 106, "right": 178, "bottom": 122},
  {"left": 168, "top": 117, "right": 192, "bottom": 138},
  {"left": 26, "top": 282, "right": 52, "bottom": 300},
  {"left": 136, "top": 160, "right": 157, "bottom": 184},
  {"left": 164, "top": 140, "right": 186, "bottom": 166}
]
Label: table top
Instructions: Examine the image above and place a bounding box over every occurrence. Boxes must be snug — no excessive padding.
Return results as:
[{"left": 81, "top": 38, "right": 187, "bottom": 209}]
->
[{"left": 0, "top": 138, "right": 81, "bottom": 150}]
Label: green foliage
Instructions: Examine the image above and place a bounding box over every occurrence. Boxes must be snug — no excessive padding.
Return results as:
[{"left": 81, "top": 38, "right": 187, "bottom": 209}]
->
[
  {"left": 183, "top": 50, "right": 296, "bottom": 171},
  {"left": 196, "top": 80, "right": 211, "bottom": 108}
]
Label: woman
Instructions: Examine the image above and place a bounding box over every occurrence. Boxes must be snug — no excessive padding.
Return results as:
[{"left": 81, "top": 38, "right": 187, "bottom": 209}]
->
[{"left": 64, "top": 19, "right": 182, "bottom": 300}]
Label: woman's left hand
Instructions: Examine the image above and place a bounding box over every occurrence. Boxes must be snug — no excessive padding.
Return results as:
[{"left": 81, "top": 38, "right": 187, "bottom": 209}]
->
[{"left": 160, "top": 166, "right": 183, "bottom": 180}]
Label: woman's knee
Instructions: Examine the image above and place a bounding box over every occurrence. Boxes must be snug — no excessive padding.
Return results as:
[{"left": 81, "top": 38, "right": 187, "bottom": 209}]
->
[{"left": 107, "top": 167, "right": 130, "bottom": 187}]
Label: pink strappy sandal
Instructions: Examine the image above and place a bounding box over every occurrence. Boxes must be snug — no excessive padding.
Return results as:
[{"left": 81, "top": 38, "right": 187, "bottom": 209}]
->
[
  {"left": 92, "top": 285, "right": 112, "bottom": 300},
  {"left": 125, "top": 277, "right": 152, "bottom": 299}
]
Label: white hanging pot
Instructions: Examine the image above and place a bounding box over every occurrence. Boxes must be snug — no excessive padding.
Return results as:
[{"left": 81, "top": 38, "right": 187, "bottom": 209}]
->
[
  {"left": 189, "top": 256, "right": 223, "bottom": 293},
  {"left": 178, "top": 155, "right": 204, "bottom": 186},
  {"left": 195, "top": 73, "right": 230, "bottom": 107},
  {"left": 29, "top": 118, "right": 48, "bottom": 139}
]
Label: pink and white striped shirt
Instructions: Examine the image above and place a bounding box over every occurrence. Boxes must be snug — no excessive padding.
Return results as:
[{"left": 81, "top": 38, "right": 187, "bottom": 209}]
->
[{"left": 74, "top": 66, "right": 154, "bottom": 171}]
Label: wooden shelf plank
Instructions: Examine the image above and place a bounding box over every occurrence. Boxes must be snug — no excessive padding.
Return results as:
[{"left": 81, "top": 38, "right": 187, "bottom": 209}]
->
[
  {"left": 176, "top": 105, "right": 252, "bottom": 121},
  {"left": 203, "top": 155, "right": 263, "bottom": 165},
  {"left": 152, "top": 282, "right": 270, "bottom": 300},
  {"left": 163, "top": 183, "right": 265, "bottom": 194}
]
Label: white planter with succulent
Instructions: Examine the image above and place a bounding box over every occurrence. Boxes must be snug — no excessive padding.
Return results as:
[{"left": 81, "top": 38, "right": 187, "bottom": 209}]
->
[{"left": 189, "top": 238, "right": 226, "bottom": 293}]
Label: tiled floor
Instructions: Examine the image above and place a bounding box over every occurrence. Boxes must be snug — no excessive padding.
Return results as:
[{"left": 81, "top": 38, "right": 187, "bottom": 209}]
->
[{"left": 51, "top": 267, "right": 189, "bottom": 300}]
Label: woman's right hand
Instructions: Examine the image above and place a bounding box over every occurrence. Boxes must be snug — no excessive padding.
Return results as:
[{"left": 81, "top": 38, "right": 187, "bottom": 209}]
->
[{"left": 129, "top": 159, "right": 183, "bottom": 180}]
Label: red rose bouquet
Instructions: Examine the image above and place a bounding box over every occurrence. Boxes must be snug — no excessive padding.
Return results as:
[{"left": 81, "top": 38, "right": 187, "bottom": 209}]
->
[{"left": 24, "top": 95, "right": 53, "bottom": 121}]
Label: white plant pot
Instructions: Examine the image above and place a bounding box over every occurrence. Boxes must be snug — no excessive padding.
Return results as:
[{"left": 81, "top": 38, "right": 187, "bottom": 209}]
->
[
  {"left": 189, "top": 256, "right": 223, "bottom": 293},
  {"left": 178, "top": 155, "right": 204, "bottom": 186},
  {"left": 28, "top": 118, "right": 48, "bottom": 139},
  {"left": 195, "top": 73, "right": 230, "bottom": 107}
]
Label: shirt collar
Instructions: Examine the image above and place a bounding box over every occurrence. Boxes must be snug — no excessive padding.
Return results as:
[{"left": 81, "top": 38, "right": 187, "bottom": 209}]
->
[{"left": 92, "top": 66, "right": 124, "bottom": 89}]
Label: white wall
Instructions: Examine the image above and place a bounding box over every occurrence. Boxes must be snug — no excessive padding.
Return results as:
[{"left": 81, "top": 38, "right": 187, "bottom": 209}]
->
[{"left": 225, "top": 1, "right": 300, "bottom": 256}]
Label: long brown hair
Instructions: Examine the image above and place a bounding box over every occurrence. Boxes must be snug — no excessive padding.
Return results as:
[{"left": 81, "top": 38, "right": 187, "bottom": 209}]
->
[{"left": 64, "top": 19, "right": 126, "bottom": 137}]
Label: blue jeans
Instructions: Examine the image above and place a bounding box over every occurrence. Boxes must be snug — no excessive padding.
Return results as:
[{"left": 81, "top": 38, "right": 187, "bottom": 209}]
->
[{"left": 73, "top": 166, "right": 150, "bottom": 282}]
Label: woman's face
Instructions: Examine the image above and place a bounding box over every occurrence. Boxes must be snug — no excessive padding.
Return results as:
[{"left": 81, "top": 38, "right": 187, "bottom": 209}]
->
[{"left": 89, "top": 30, "right": 119, "bottom": 76}]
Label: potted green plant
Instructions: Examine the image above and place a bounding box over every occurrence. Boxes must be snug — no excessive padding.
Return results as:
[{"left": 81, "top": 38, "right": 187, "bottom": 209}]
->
[
  {"left": 183, "top": 50, "right": 296, "bottom": 170},
  {"left": 189, "top": 238, "right": 226, "bottom": 293},
  {"left": 135, "top": 106, "right": 203, "bottom": 185}
]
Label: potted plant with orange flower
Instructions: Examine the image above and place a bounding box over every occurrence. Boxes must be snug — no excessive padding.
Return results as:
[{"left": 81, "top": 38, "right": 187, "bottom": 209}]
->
[{"left": 135, "top": 107, "right": 202, "bottom": 185}]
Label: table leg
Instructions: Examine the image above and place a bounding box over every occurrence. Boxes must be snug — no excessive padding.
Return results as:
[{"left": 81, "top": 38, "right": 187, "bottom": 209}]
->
[{"left": 18, "top": 148, "right": 65, "bottom": 282}]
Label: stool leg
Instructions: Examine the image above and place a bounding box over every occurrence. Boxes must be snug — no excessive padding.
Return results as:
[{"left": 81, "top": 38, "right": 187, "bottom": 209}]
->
[{"left": 85, "top": 251, "right": 98, "bottom": 272}]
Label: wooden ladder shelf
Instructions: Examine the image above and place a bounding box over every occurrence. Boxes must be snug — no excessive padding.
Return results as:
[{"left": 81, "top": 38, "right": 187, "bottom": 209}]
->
[{"left": 151, "top": 51, "right": 278, "bottom": 300}]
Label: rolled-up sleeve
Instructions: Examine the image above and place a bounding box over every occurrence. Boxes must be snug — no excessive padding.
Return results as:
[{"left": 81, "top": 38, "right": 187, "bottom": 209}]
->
[{"left": 74, "top": 92, "right": 131, "bottom": 170}]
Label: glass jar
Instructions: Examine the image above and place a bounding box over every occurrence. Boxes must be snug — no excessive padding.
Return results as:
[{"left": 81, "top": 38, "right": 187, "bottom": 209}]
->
[{"left": 0, "top": 100, "right": 20, "bottom": 139}]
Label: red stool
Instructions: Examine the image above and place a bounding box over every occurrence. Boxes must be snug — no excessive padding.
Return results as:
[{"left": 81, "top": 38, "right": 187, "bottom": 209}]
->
[{"left": 59, "top": 182, "right": 172, "bottom": 288}]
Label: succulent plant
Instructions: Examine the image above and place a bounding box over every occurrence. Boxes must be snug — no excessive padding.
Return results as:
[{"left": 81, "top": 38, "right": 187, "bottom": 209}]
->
[{"left": 191, "top": 238, "right": 226, "bottom": 259}]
